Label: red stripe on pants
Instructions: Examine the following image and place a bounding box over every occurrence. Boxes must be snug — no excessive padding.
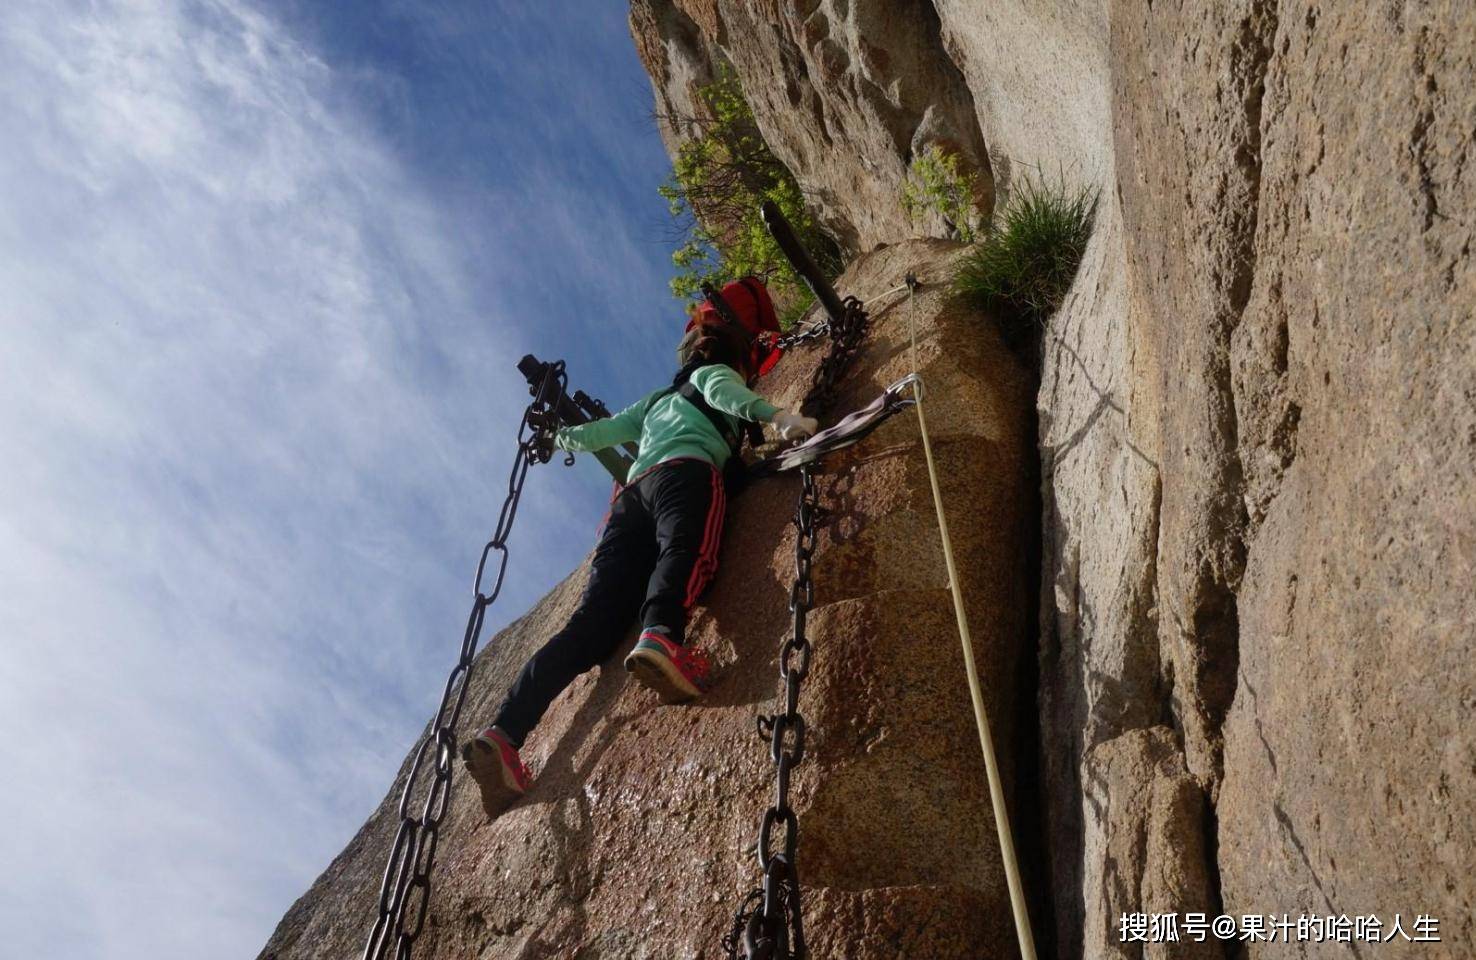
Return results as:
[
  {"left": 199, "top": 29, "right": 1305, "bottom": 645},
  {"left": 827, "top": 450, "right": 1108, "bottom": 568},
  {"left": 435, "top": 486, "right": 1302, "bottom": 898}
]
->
[{"left": 684, "top": 465, "right": 725, "bottom": 608}]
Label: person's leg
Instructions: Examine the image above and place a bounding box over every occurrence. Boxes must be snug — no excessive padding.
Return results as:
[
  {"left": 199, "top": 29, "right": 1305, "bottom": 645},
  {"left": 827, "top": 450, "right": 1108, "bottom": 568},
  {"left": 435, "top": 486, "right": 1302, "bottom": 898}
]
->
[
  {"left": 641, "top": 458, "right": 726, "bottom": 644},
  {"left": 489, "top": 492, "right": 656, "bottom": 745},
  {"left": 622, "top": 459, "right": 724, "bottom": 704}
]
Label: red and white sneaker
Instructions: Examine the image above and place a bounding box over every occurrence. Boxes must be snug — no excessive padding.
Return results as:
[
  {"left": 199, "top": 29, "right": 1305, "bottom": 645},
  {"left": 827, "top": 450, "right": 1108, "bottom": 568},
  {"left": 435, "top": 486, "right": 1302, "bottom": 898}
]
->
[
  {"left": 623, "top": 629, "right": 711, "bottom": 703},
  {"left": 460, "top": 726, "right": 531, "bottom": 820}
]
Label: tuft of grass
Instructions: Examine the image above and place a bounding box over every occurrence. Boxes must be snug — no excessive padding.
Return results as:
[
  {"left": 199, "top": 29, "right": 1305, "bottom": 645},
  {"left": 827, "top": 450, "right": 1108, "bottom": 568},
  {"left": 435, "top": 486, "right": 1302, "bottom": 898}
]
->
[{"left": 953, "top": 174, "right": 1098, "bottom": 340}]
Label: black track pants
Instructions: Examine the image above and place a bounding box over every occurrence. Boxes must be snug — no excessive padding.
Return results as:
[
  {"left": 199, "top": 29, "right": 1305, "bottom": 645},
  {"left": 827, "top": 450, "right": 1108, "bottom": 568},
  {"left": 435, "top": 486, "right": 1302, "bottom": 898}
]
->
[{"left": 491, "top": 458, "right": 726, "bottom": 745}]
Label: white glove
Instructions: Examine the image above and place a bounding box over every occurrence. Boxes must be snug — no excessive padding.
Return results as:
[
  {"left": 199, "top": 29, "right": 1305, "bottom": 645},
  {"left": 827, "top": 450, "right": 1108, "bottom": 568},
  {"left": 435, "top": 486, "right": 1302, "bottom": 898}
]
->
[{"left": 772, "top": 410, "right": 819, "bottom": 441}]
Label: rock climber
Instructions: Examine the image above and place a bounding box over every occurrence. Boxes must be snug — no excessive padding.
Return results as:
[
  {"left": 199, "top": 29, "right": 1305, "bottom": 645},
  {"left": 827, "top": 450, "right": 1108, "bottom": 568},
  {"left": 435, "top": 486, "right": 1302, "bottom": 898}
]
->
[{"left": 461, "top": 307, "right": 819, "bottom": 819}]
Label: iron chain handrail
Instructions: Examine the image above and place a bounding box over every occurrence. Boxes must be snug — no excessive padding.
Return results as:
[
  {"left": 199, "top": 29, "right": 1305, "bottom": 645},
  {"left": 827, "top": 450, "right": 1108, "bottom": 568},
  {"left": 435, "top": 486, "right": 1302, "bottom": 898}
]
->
[
  {"left": 749, "top": 462, "right": 821, "bottom": 959},
  {"left": 362, "top": 361, "right": 567, "bottom": 960},
  {"left": 726, "top": 294, "right": 869, "bottom": 960},
  {"left": 774, "top": 281, "right": 902, "bottom": 354},
  {"left": 800, "top": 296, "right": 868, "bottom": 417},
  {"left": 774, "top": 320, "right": 829, "bottom": 351}
]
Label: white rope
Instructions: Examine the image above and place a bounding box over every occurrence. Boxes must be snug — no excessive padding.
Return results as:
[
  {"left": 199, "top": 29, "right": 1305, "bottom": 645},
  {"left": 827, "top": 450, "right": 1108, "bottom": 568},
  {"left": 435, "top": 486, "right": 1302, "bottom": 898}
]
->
[
  {"left": 903, "top": 277, "right": 1038, "bottom": 960},
  {"left": 862, "top": 281, "right": 911, "bottom": 307}
]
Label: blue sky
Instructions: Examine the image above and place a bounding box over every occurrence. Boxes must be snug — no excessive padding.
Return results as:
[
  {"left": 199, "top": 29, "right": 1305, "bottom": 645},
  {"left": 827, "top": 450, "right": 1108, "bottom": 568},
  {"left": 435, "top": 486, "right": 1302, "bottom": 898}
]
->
[{"left": 0, "top": 1, "right": 681, "bottom": 956}]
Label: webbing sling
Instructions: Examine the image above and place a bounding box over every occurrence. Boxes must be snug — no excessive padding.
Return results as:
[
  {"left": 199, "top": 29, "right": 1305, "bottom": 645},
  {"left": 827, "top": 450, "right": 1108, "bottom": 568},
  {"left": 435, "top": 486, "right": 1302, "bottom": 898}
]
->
[{"left": 748, "top": 374, "right": 918, "bottom": 477}]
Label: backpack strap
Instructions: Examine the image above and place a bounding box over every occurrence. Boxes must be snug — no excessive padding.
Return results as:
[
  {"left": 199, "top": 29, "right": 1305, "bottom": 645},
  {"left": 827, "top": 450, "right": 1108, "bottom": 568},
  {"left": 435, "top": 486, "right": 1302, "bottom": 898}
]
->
[
  {"left": 653, "top": 361, "right": 744, "bottom": 453},
  {"left": 678, "top": 380, "right": 741, "bottom": 451},
  {"left": 658, "top": 362, "right": 759, "bottom": 494}
]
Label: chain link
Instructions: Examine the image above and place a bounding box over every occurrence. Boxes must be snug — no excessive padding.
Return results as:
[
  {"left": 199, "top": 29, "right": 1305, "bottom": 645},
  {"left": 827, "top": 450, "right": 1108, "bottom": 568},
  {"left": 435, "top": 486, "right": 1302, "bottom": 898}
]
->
[
  {"left": 362, "top": 363, "right": 566, "bottom": 960},
  {"left": 725, "top": 288, "right": 870, "bottom": 960},
  {"left": 773, "top": 320, "right": 829, "bottom": 352}
]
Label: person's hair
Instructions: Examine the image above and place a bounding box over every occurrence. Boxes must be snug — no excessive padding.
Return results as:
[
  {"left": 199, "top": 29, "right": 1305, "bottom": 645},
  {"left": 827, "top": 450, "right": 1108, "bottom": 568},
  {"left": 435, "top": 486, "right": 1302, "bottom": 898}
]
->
[{"left": 689, "top": 322, "right": 752, "bottom": 376}]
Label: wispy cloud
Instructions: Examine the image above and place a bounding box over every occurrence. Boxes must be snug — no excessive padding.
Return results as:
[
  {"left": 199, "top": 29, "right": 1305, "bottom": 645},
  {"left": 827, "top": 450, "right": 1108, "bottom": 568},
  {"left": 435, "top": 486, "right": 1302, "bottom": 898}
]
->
[{"left": 0, "top": 1, "right": 667, "bottom": 956}]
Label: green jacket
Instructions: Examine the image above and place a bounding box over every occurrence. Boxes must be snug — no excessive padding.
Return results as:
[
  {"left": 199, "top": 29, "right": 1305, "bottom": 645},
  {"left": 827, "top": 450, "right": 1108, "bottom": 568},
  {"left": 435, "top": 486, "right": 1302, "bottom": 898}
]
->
[{"left": 555, "top": 364, "right": 780, "bottom": 481}]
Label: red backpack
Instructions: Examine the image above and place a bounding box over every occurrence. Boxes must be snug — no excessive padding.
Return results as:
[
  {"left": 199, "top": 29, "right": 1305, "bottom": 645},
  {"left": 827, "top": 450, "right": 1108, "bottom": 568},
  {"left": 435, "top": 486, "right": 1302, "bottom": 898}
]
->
[{"left": 683, "top": 277, "right": 784, "bottom": 377}]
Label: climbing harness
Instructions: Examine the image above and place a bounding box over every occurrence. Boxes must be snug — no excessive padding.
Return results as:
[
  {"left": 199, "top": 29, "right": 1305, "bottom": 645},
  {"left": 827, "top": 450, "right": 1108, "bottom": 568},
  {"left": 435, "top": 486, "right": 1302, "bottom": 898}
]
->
[
  {"left": 901, "top": 277, "right": 1038, "bottom": 960},
  {"left": 362, "top": 361, "right": 569, "bottom": 960}
]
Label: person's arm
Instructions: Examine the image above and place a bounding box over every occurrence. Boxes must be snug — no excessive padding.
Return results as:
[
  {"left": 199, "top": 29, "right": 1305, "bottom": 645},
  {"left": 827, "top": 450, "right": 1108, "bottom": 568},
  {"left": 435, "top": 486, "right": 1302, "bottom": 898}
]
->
[
  {"left": 690, "top": 365, "right": 780, "bottom": 423},
  {"left": 555, "top": 393, "right": 650, "bottom": 452},
  {"left": 693, "top": 364, "right": 818, "bottom": 439}
]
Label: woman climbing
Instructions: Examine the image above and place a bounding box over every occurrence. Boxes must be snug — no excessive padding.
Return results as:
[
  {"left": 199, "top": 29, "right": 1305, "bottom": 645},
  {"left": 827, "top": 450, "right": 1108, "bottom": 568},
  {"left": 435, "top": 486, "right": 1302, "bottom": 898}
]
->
[{"left": 461, "top": 311, "right": 819, "bottom": 819}]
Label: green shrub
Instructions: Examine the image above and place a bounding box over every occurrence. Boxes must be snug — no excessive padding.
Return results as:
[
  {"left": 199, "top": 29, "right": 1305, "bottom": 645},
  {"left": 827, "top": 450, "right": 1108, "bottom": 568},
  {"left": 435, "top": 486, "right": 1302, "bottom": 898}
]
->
[
  {"left": 659, "top": 64, "right": 840, "bottom": 326},
  {"left": 953, "top": 174, "right": 1097, "bottom": 336},
  {"left": 901, "top": 146, "right": 984, "bottom": 242}
]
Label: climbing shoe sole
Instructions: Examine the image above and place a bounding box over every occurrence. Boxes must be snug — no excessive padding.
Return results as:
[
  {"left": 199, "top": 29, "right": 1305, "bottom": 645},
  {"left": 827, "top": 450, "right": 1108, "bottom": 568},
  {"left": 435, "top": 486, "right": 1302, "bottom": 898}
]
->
[
  {"left": 460, "top": 738, "right": 523, "bottom": 820},
  {"left": 624, "top": 645, "right": 701, "bottom": 704}
]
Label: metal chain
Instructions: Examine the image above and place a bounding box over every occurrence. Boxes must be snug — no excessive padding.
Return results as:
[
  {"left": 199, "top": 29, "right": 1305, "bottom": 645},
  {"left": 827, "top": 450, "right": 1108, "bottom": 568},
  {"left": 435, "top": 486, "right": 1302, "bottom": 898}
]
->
[
  {"left": 773, "top": 319, "right": 830, "bottom": 352},
  {"left": 774, "top": 280, "right": 902, "bottom": 354},
  {"left": 730, "top": 463, "right": 820, "bottom": 960},
  {"left": 726, "top": 294, "right": 870, "bottom": 960},
  {"left": 803, "top": 296, "right": 868, "bottom": 416},
  {"left": 363, "top": 362, "right": 567, "bottom": 960}
]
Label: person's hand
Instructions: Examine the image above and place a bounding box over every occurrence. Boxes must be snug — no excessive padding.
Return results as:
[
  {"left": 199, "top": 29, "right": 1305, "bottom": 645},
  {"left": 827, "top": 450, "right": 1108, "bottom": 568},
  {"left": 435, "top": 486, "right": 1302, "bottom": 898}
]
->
[{"left": 772, "top": 410, "right": 819, "bottom": 441}]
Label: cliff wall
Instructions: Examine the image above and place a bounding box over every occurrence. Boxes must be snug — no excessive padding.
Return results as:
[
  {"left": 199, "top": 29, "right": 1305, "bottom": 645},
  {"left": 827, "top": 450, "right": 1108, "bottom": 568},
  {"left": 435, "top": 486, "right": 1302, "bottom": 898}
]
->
[
  {"left": 631, "top": 1, "right": 1475, "bottom": 957},
  {"left": 263, "top": 2, "right": 1474, "bottom": 957}
]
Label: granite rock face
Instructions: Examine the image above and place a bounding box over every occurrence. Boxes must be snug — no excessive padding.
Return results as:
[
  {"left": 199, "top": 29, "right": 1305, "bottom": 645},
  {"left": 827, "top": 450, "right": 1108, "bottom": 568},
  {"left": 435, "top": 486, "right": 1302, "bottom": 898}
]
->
[
  {"left": 259, "top": 241, "right": 1035, "bottom": 959},
  {"left": 1114, "top": 3, "right": 1476, "bottom": 957},
  {"left": 1083, "top": 727, "right": 1218, "bottom": 960},
  {"left": 629, "top": 0, "right": 993, "bottom": 254}
]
